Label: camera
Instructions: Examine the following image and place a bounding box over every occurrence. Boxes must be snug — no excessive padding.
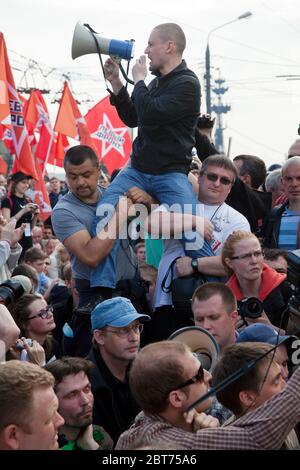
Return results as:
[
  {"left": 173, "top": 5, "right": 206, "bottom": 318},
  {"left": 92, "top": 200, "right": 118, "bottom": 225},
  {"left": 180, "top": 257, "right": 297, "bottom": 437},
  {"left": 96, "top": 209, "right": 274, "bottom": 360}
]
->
[
  {"left": 0, "top": 279, "right": 25, "bottom": 306},
  {"left": 15, "top": 338, "right": 33, "bottom": 350},
  {"left": 238, "top": 297, "right": 264, "bottom": 319},
  {"left": 190, "top": 161, "right": 199, "bottom": 171},
  {"left": 197, "top": 114, "right": 215, "bottom": 129}
]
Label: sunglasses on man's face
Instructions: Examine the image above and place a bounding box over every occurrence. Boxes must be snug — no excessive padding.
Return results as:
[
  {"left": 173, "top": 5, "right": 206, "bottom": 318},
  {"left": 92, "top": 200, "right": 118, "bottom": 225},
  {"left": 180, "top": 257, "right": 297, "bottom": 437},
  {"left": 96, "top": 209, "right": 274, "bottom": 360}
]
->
[
  {"left": 176, "top": 364, "right": 204, "bottom": 389},
  {"left": 200, "top": 171, "right": 233, "bottom": 186}
]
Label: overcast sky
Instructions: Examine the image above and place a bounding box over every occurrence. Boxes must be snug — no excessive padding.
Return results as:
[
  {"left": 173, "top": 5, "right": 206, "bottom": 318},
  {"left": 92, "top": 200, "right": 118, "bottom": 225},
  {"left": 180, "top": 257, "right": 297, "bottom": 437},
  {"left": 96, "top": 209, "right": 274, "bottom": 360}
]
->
[{"left": 1, "top": 0, "right": 300, "bottom": 167}]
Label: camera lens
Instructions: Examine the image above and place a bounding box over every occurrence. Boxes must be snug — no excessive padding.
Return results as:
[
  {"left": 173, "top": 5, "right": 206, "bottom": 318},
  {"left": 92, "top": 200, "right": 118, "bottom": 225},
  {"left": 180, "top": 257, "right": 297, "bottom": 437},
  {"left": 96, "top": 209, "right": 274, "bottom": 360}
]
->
[{"left": 238, "top": 297, "right": 263, "bottom": 319}]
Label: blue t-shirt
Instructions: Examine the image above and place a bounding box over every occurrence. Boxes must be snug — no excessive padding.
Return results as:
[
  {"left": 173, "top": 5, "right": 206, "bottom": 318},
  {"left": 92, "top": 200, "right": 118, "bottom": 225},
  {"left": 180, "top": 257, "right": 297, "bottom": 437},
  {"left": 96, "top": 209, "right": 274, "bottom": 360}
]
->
[{"left": 278, "top": 208, "right": 300, "bottom": 250}]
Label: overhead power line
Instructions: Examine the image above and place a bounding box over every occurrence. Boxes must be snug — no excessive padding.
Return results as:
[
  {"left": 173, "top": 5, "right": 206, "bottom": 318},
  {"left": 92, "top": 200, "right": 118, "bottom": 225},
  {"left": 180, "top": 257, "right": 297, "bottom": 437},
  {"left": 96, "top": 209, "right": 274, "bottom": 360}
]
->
[
  {"left": 228, "top": 126, "right": 284, "bottom": 155},
  {"left": 214, "top": 54, "right": 300, "bottom": 68}
]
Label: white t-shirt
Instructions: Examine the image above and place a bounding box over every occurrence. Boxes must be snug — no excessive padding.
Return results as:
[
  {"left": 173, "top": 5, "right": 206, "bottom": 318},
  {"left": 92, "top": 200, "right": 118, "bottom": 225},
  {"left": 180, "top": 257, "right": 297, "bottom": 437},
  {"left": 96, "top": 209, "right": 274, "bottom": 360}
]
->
[{"left": 153, "top": 203, "right": 250, "bottom": 308}]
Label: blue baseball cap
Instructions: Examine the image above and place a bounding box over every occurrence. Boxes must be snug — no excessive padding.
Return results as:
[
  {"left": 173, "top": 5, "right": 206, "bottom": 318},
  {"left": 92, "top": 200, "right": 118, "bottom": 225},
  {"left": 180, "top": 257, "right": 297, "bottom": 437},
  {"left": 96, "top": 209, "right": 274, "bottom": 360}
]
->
[
  {"left": 237, "top": 324, "right": 296, "bottom": 356},
  {"left": 91, "top": 296, "right": 151, "bottom": 331}
]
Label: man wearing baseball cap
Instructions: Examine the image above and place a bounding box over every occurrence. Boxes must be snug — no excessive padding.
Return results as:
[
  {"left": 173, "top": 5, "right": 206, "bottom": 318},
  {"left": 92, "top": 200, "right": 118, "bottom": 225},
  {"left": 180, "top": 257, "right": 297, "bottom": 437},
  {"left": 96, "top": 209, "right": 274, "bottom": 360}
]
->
[
  {"left": 237, "top": 323, "right": 298, "bottom": 380},
  {"left": 87, "top": 296, "right": 150, "bottom": 442}
]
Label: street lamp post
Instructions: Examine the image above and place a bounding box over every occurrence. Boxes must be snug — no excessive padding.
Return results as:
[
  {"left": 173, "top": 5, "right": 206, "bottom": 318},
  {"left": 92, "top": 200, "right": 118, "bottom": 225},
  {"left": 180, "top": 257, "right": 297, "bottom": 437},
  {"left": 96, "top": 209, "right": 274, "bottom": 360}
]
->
[{"left": 205, "top": 11, "right": 252, "bottom": 114}]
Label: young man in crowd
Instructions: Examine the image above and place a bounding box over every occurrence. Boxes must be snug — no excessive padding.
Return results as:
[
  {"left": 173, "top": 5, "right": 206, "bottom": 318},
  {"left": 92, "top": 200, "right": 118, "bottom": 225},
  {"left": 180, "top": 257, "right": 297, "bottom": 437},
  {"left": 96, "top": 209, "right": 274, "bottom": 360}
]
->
[
  {"left": 213, "top": 342, "right": 299, "bottom": 449},
  {"left": 45, "top": 357, "right": 113, "bottom": 450}
]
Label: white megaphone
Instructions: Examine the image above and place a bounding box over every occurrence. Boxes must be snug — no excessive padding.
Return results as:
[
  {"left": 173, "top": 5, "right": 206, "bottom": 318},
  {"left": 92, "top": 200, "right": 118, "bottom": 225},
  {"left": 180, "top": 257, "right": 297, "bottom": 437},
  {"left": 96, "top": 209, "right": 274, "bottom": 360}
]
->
[
  {"left": 169, "top": 326, "right": 220, "bottom": 372},
  {"left": 71, "top": 22, "right": 135, "bottom": 61}
]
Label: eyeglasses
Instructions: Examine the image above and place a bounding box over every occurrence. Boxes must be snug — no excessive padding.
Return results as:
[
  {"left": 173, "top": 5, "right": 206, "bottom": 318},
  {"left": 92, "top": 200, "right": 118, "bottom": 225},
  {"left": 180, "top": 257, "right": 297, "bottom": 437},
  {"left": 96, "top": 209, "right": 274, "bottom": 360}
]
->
[
  {"left": 201, "top": 171, "right": 233, "bottom": 186},
  {"left": 176, "top": 364, "right": 204, "bottom": 389},
  {"left": 230, "top": 250, "right": 263, "bottom": 261},
  {"left": 27, "top": 305, "right": 54, "bottom": 320},
  {"left": 105, "top": 323, "right": 143, "bottom": 337}
]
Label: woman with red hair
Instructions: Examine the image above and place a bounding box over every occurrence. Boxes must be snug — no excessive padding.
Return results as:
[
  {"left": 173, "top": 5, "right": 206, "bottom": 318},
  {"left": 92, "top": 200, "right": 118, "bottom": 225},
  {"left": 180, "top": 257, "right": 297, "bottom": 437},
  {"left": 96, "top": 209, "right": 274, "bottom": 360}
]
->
[{"left": 222, "top": 231, "right": 291, "bottom": 330}]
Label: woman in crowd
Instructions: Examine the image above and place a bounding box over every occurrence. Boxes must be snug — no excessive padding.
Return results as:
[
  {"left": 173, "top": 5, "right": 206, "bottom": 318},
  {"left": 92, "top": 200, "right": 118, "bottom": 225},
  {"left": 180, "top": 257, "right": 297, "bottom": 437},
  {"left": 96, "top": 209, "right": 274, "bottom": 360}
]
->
[
  {"left": 11, "top": 293, "right": 61, "bottom": 362},
  {"left": 1, "top": 172, "right": 39, "bottom": 258},
  {"left": 222, "top": 230, "right": 291, "bottom": 330}
]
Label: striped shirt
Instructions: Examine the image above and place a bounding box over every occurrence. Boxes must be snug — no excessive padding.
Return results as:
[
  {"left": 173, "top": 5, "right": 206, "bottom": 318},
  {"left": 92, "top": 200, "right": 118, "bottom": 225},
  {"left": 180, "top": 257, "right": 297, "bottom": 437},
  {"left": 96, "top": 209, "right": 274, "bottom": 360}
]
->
[
  {"left": 278, "top": 208, "right": 300, "bottom": 250},
  {"left": 116, "top": 365, "right": 300, "bottom": 450}
]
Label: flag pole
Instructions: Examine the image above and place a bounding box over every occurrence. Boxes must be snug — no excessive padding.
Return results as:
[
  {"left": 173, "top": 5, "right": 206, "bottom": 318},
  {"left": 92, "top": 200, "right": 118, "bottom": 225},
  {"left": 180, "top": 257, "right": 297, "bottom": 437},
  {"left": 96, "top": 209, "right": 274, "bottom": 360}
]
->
[{"left": 42, "top": 131, "right": 54, "bottom": 176}]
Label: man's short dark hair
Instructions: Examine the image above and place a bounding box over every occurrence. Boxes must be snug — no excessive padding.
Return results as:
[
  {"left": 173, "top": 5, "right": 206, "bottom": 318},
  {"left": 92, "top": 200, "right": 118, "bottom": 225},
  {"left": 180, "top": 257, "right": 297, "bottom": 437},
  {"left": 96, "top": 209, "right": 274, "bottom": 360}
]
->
[
  {"left": 64, "top": 145, "right": 99, "bottom": 169},
  {"left": 212, "top": 342, "right": 278, "bottom": 416},
  {"left": 45, "top": 357, "right": 94, "bottom": 391},
  {"left": 263, "top": 248, "right": 288, "bottom": 262},
  {"left": 192, "top": 282, "right": 237, "bottom": 315},
  {"left": 233, "top": 155, "right": 266, "bottom": 189},
  {"left": 200, "top": 154, "right": 237, "bottom": 181}
]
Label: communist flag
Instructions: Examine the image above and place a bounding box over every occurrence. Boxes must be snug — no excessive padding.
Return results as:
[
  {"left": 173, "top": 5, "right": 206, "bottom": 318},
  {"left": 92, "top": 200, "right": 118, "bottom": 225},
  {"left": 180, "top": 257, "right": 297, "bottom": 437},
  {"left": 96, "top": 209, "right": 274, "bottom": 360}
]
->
[
  {"left": 85, "top": 95, "right": 132, "bottom": 175},
  {"left": 54, "top": 81, "right": 98, "bottom": 155},
  {"left": 0, "top": 33, "right": 38, "bottom": 179},
  {"left": 24, "top": 89, "right": 54, "bottom": 166}
]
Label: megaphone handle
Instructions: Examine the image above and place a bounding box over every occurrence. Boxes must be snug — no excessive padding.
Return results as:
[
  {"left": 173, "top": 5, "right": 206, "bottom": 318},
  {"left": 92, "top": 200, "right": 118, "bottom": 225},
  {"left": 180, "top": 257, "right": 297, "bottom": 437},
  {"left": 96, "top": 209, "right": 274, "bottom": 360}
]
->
[
  {"left": 83, "top": 23, "right": 114, "bottom": 94},
  {"left": 124, "top": 57, "right": 131, "bottom": 90}
]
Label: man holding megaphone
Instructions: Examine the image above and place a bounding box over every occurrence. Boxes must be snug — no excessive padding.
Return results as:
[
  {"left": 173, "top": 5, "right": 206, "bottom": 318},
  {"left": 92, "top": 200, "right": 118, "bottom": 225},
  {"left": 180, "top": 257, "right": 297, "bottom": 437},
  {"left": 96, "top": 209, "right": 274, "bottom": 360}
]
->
[{"left": 91, "top": 23, "right": 214, "bottom": 291}]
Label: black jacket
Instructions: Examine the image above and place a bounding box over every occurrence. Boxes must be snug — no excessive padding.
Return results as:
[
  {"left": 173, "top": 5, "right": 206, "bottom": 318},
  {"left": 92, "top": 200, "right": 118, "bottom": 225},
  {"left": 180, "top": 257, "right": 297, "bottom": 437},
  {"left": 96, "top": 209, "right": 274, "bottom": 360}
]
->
[
  {"left": 263, "top": 203, "right": 288, "bottom": 248},
  {"left": 226, "top": 179, "right": 272, "bottom": 237},
  {"left": 110, "top": 60, "right": 201, "bottom": 174},
  {"left": 262, "top": 281, "right": 292, "bottom": 329},
  {"left": 87, "top": 348, "right": 140, "bottom": 442}
]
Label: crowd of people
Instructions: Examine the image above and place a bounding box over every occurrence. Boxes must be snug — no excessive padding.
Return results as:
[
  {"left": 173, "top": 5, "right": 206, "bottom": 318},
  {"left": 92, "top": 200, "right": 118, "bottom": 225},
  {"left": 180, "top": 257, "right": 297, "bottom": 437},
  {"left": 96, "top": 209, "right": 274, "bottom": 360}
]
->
[{"left": 1, "top": 21, "right": 300, "bottom": 451}]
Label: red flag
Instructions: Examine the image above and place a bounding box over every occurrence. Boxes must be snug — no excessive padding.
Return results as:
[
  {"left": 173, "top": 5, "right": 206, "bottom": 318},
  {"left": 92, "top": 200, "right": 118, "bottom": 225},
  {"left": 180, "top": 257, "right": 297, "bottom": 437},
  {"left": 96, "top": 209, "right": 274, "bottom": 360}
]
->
[
  {"left": 54, "top": 81, "right": 98, "bottom": 155},
  {"left": 47, "top": 133, "right": 69, "bottom": 167},
  {"left": 0, "top": 33, "right": 38, "bottom": 179},
  {"left": 24, "top": 90, "right": 49, "bottom": 129},
  {"left": 33, "top": 157, "right": 52, "bottom": 222},
  {"left": 24, "top": 90, "right": 70, "bottom": 170},
  {"left": 24, "top": 90, "right": 54, "bottom": 165},
  {"left": 18, "top": 93, "right": 36, "bottom": 146},
  {"left": 85, "top": 95, "right": 132, "bottom": 175}
]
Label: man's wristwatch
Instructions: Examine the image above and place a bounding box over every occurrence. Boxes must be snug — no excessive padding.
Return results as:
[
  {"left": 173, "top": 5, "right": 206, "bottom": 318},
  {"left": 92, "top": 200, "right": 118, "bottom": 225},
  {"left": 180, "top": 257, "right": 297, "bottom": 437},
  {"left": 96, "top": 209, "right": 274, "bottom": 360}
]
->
[{"left": 191, "top": 258, "right": 198, "bottom": 273}]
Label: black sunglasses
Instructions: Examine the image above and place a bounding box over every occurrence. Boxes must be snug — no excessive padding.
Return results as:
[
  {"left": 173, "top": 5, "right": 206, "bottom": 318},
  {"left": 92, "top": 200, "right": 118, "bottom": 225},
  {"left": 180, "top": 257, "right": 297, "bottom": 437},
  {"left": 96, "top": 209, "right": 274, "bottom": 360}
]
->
[
  {"left": 201, "top": 171, "right": 233, "bottom": 186},
  {"left": 176, "top": 364, "right": 204, "bottom": 389}
]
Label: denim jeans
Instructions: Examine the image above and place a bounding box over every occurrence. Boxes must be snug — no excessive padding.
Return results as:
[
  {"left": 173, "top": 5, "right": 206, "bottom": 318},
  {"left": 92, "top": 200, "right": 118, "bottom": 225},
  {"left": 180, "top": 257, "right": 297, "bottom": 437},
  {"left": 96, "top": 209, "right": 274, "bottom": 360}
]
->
[{"left": 91, "top": 165, "right": 215, "bottom": 288}]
